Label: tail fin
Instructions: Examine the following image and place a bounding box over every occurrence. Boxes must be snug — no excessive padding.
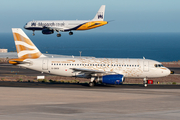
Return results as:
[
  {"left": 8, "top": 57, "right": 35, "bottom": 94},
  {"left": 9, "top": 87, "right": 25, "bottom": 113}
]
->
[
  {"left": 12, "top": 28, "right": 46, "bottom": 59},
  {"left": 92, "top": 5, "right": 105, "bottom": 21}
]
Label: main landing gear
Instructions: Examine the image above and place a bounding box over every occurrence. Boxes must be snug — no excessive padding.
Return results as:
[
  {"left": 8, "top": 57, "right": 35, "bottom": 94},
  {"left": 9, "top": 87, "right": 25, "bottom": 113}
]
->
[
  {"left": 57, "top": 33, "right": 61, "bottom": 37},
  {"left": 56, "top": 31, "right": 73, "bottom": 37},
  {"left": 69, "top": 31, "right": 73, "bottom": 35},
  {"left": 89, "top": 77, "right": 97, "bottom": 87}
]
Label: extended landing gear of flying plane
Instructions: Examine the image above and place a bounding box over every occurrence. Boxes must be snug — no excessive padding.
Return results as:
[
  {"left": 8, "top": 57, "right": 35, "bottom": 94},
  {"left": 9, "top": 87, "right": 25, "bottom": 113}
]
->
[
  {"left": 143, "top": 77, "right": 148, "bottom": 87},
  {"left": 32, "top": 30, "right": 35, "bottom": 36},
  {"left": 57, "top": 33, "right": 61, "bottom": 37},
  {"left": 69, "top": 31, "right": 73, "bottom": 35}
]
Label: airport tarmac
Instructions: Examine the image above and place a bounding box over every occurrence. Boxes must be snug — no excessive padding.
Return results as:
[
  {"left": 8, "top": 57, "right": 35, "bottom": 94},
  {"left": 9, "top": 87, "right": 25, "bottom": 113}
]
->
[
  {"left": 0, "top": 86, "right": 180, "bottom": 120},
  {"left": 1, "top": 64, "right": 180, "bottom": 119}
]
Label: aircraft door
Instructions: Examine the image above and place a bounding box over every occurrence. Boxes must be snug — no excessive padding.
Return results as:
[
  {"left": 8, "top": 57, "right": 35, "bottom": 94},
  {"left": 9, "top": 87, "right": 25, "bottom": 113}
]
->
[
  {"left": 42, "top": 59, "right": 48, "bottom": 70},
  {"left": 143, "top": 61, "right": 149, "bottom": 72}
]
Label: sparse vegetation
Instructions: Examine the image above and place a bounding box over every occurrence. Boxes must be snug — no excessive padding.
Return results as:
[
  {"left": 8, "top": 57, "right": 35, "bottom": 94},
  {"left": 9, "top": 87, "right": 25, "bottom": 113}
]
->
[
  {"left": 18, "top": 78, "right": 23, "bottom": 82},
  {"left": 37, "top": 79, "right": 43, "bottom": 82},
  {"left": 172, "top": 82, "right": 176, "bottom": 85},
  {"left": 42, "top": 79, "right": 49, "bottom": 83}
]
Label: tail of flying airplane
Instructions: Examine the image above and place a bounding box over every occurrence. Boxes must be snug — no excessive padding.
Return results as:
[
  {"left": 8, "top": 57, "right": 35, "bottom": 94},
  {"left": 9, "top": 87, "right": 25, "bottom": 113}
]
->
[
  {"left": 12, "top": 28, "right": 46, "bottom": 59},
  {"left": 92, "top": 5, "right": 105, "bottom": 21}
]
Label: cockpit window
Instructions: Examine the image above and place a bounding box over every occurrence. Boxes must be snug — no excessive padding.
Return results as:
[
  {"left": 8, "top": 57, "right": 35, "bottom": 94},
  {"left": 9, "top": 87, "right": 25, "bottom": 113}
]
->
[{"left": 154, "top": 64, "right": 164, "bottom": 68}]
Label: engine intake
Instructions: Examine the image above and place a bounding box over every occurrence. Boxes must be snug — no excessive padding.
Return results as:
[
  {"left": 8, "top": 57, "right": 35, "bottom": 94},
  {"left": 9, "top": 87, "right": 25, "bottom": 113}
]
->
[{"left": 102, "top": 74, "right": 124, "bottom": 85}]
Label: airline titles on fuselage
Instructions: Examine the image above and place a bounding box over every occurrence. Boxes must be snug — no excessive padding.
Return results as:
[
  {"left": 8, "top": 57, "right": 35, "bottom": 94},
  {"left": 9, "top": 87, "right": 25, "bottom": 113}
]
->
[{"left": 31, "top": 22, "right": 65, "bottom": 27}]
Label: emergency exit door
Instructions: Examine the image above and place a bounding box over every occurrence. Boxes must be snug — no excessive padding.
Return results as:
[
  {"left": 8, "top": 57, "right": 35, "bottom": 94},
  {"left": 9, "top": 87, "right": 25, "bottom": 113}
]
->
[{"left": 143, "top": 61, "right": 149, "bottom": 72}]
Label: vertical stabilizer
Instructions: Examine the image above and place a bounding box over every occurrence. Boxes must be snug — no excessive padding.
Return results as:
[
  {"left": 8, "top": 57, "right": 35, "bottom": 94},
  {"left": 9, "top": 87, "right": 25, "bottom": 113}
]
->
[
  {"left": 92, "top": 5, "right": 105, "bottom": 21},
  {"left": 12, "top": 28, "right": 46, "bottom": 59}
]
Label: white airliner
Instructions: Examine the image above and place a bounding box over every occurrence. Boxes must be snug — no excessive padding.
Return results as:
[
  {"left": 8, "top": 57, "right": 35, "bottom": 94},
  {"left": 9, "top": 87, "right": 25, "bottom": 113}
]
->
[
  {"left": 9, "top": 28, "right": 170, "bottom": 87},
  {"left": 24, "top": 5, "right": 107, "bottom": 37}
]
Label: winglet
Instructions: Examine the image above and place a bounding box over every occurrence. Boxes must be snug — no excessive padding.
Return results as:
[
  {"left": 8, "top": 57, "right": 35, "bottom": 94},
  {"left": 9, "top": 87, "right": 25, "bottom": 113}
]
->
[
  {"left": 92, "top": 5, "right": 105, "bottom": 21},
  {"left": 12, "top": 28, "right": 46, "bottom": 59}
]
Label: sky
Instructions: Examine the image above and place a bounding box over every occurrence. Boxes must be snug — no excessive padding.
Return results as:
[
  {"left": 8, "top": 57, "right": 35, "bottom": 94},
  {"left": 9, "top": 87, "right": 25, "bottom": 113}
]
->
[{"left": 1, "top": 0, "right": 180, "bottom": 33}]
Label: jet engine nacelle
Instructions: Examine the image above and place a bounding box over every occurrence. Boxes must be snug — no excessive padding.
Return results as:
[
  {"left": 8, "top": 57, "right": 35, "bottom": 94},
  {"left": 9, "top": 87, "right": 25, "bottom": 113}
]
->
[
  {"left": 102, "top": 74, "right": 124, "bottom": 85},
  {"left": 42, "top": 28, "right": 54, "bottom": 34}
]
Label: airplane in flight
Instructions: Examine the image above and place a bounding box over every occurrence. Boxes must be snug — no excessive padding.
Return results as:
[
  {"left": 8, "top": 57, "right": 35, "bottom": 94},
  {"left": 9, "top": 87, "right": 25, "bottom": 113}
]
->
[
  {"left": 24, "top": 5, "right": 108, "bottom": 37},
  {"left": 9, "top": 28, "right": 171, "bottom": 87}
]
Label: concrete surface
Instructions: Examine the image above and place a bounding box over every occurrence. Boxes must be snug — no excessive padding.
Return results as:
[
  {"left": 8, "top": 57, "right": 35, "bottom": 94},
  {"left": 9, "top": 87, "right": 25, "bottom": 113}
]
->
[{"left": 0, "top": 87, "right": 180, "bottom": 120}]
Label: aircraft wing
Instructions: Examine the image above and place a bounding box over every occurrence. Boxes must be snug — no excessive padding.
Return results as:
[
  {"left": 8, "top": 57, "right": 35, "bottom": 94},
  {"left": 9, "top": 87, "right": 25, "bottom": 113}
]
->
[
  {"left": 43, "top": 26, "right": 68, "bottom": 32},
  {"left": 70, "top": 68, "right": 115, "bottom": 76}
]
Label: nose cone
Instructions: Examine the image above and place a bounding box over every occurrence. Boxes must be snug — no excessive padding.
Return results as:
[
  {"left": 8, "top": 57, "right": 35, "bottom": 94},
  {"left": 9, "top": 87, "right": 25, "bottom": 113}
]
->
[
  {"left": 24, "top": 24, "right": 27, "bottom": 29},
  {"left": 165, "top": 68, "right": 171, "bottom": 76}
]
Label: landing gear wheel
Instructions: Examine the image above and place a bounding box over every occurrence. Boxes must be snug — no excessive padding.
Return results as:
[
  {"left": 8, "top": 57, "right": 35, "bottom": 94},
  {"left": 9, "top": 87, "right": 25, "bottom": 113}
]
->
[
  {"left": 69, "top": 32, "right": 73, "bottom": 35},
  {"left": 89, "top": 82, "right": 94, "bottom": 87},
  {"left": 57, "top": 33, "right": 61, "bottom": 37}
]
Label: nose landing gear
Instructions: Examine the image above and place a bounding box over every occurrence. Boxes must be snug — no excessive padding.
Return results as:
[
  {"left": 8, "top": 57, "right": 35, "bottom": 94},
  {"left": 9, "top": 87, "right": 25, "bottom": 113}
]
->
[
  {"left": 32, "top": 30, "right": 35, "bottom": 36},
  {"left": 143, "top": 78, "right": 147, "bottom": 87}
]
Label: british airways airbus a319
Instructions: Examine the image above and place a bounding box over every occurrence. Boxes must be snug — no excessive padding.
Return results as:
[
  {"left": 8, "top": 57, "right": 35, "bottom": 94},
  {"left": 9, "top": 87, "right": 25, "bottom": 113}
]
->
[
  {"left": 10, "top": 28, "right": 171, "bottom": 87},
  {"left": 24, "top": 5, "right": 107, "bottom": 37}
]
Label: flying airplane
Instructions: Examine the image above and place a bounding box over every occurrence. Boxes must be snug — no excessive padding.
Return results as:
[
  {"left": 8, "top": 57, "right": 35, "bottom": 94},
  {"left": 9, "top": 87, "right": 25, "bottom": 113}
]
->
[
  {"left": 9, "top": 28, "right": 171, "bottom": 87},
  {"left": 24, "top": 5, "right": 108, "bottom": 37}
]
